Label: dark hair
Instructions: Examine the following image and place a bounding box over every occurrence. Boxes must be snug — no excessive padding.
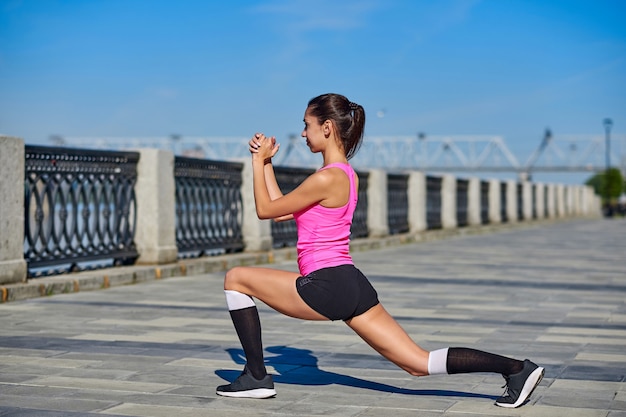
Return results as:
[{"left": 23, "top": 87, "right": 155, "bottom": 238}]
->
[{"left": 307, "top": 93, "right": 365, "bottom": 160}]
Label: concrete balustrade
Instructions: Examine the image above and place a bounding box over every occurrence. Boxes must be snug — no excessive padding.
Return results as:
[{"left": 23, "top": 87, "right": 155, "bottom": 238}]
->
[
  {"left": 522, "top": 182, "right": 533, "bottom": 220},
  {"left": 546, "top": 184, "right": 556, "bottom": 218},
  {"left": 240, "top": 160, "right": 272, "bottom": 252},
  {"left": 367, "top": 169, "right": 389, "bottom": 237},
  {"left": 556, "top": 184, "right": 566, "bottom": 217},
  {"left": 468, "top": 178, "right": 481, "bottom": 226},
  {"left": 407, "top": 171, "right": 427, "bottom": 233},
  {"left": 441, "top": 174, "right": 457, "bottom": 229},
  {"left": 0, "top": 137, "right": 27, "bottom": 285},
  {"left": 489, "top": 179, "right": 502, "bottom": 224},
  {"left": 535, "top": 183, "right": 545, "bottom": 219},
  {"left": 0, "top": 137, "right": 603, "bottom": 284},
  {"left": 505, "top": 179, "right": 518, "bottom": 223},
  {"left": 134, "top": 149, "right": 179, "bottom": 264}
]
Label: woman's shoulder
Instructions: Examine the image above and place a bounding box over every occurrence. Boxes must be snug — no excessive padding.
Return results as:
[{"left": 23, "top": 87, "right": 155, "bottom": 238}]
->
[{"left": 311, "top": 167, "right": 343, "bottom": 184}]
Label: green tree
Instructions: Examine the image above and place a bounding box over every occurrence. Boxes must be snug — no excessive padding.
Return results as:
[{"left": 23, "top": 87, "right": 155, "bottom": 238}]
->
[{"left": 585, "top": 168, "right": 625, "bottom": 203}]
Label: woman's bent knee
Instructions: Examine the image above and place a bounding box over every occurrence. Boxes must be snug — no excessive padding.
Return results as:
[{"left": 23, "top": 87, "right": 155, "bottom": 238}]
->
[{"left": 224, "top": 266, "right": 247, "bottom": 290}]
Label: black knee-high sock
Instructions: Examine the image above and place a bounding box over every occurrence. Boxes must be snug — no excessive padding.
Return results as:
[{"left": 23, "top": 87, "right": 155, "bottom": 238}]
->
[
  {"left": 229, "top": 306, "right": 266, "bottom": 380},
  {"left": 447, "top": 347, "right": 524, "bottom": 375}
]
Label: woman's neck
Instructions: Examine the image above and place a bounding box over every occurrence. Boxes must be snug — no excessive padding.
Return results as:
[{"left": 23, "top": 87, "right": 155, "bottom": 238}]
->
[{"left": 322, "top": 143, "right": 348, "bottom": 166}]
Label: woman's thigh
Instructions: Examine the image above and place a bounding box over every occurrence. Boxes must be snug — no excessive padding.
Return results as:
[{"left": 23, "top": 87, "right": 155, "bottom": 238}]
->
[
  {"left": 345, "top": 303, "right": 430, "bottom": 376},
  {"left": 224, "top": 266, "right": 328, "bottom": 321}
]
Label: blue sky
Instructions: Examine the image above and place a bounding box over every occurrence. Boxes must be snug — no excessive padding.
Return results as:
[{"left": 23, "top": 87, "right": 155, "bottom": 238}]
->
[{"left": 1, "top": 0, "right": 624, "bottom": 182}]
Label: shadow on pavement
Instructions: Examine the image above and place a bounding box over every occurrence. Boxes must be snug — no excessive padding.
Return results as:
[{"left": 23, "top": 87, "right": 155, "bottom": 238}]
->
[{"left": 215, "top": 345, "right": 497, "bottom": 400}]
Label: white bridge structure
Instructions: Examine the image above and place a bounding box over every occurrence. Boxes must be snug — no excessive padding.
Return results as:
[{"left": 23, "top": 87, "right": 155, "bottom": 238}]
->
[{"left": 56, "top": 133, "right": 625, "bottom": 179}]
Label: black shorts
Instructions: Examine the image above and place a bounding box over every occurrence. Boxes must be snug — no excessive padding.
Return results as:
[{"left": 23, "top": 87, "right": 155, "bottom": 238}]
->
[{"left": 295, "top": 264, "right": 379, "bottom": 321}]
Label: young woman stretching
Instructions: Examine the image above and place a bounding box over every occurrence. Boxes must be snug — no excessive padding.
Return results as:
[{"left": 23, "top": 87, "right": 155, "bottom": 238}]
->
[{"left": 216, "top": 93, "right": 544, "bottom": 408}]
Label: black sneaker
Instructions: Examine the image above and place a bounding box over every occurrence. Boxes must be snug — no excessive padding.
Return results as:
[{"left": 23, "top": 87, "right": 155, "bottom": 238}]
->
[
  {"left": 216, "top": 369, "right": 276, "bottom": 399},
  {"left": 495, "top": 359, "right": 544, "bottom": 408}
]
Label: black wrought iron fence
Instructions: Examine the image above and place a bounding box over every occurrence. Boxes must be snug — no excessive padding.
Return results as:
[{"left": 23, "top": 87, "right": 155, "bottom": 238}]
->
[
  {"left": 174, "top": 157, "right": 244, "bottom": 256},
  {"left": 500, "top": 182, "right": 508, "bottom": 223},
  {"left": 352, "top": 170, "right": 369, "bottom": 238},
  {"left": 426, "top": 176, "right": 442, "bottom": 229},
  {"left": 532, "top": 184, "right": 538, "bottom": 218},
  {"left": 387, "top": 173, "right": 409, "bottom": 234},
  {"left": 456, "top": 178, "right": 469, "bottom": 227},
  {"left": 272, "top": 166, "right": 314, "bottom": 248},
  {"left": 480, "top": 180, "right": 490, "bottom": 224},
  {"left": 24, "top": 145, "right": 139, "bottom": 276}
]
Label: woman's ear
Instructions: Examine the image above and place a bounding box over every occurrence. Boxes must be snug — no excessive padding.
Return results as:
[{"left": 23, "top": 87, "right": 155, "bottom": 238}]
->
[{"left": 323, "top": 120, "right": 332, "bottom": 137}]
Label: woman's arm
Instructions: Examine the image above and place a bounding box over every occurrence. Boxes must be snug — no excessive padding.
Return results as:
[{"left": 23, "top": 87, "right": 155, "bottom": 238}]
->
[
  {"left": 251, "top": 134, "right": 333, "bottom": 220},
  {"left": 263, "top": 160, "right": 293, "bottom": 222},
  {"left": 249, "top": 134, "right": 293, "bottom": 221}
]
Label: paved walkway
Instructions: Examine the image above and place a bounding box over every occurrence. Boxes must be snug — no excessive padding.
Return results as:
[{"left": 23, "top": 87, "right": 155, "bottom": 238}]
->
[{"left": 0, "top": 218, "right": 625, "bottom": 416}]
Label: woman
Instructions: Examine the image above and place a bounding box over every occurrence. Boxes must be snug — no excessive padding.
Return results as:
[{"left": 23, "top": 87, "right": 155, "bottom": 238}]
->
[{"left": 216, "top": 93, "right": 544, "bottom": 408}]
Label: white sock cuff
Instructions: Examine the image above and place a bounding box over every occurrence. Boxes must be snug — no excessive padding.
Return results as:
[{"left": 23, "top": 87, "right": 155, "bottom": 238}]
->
[
  {"left": 224, "top": 290, "right": 255, "bottom": 311},
  {"left": 428, "top": 347, "right": 449, "bottom": 375}
]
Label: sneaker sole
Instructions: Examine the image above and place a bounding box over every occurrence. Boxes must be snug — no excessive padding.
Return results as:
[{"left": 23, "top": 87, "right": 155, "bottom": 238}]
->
[
  {"left": 495, "top": 367, "right": 545, "bottom": 408},
  {"left": 216, "top": 388, "right": 277, "bottom": 399}
]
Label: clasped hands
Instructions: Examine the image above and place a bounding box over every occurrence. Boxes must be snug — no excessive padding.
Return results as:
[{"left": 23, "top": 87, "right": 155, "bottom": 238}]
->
[{"left": 249, "top": 133, "right": 280, "bottom": 162}]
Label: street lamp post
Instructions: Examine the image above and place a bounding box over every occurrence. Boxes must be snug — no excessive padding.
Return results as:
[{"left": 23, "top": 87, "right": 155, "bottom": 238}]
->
[
  {"left": 604, "top": 118, "right": 613, "bottom": 170},
  {"left": 603, "top": 118, "right": 613, "bottom": 215}
]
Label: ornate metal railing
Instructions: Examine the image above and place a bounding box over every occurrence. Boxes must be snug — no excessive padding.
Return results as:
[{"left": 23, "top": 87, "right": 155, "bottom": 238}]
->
[
  {"left": 480, "top": 180, "right": 490, "bottom": 224},
  {"left": 456, "top": 179, "right": 469, "bottom": 227},
  {"left": 174, "top": 157, "right": 244, "bottom": 256},
  {"left": 271, "top": 166, "right": 314, "bottom": 248},
  {"left": 500, "top": 182, "right": 508, "bottom": 223},
  {"left": 387, "top": 173, "right": 409, "bottom": 234},
  {"left": 24, "top": 146, "right": 139, "bottom": 275},
  {"left": 532, "top": 184, "right": 538, "bottom": 218},
  {"left": 426, "top": 176, "right": 442, "bottom": 229},
  {"left": 352, "top": 171, "right": 369, "bottom": 238}
]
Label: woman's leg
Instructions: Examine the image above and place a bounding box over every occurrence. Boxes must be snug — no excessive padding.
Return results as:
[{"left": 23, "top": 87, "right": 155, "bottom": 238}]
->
[
  {"left": 217, "top": 266, "right": 329, "bottom": 397},
  {"left": 345, "top": 303, "right": 430, "bottom": 376},
  {"left": 345, "top": 303, "right": 525, "bottom": 376},
  {"left": 223, "top": 266, "right": 326, "bottom": 376},
  {"left": 224, "top": 266, "right": 328, "bottom": 320},
  {"left": 346, "top": 303, "right": 544, "bottom": 408}
]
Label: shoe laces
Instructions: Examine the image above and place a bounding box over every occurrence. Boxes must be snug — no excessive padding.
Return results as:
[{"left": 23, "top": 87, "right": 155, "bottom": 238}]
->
[{"left": 500, "top": 375, "right": 511, "bottom": 393}]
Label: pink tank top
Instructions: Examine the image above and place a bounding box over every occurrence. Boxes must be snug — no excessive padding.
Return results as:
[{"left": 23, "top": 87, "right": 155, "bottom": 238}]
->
[{"left": 294, "top": 163, "right": 357, "bottom": 276}]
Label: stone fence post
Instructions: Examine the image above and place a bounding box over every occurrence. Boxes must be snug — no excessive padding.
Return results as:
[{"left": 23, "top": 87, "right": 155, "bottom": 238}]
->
[
  {"left": 574, "top": 185, "right": 582, "bottom": 215},
  {"left": 0, "top": 136, "right": 27, "bottom": 284},
  {"left": 522, "top": 182, "right": 533, "bottom": 220},
  {"left": 556, "top": 184, "right": 565, "bottom": 217},
  {"left": 582, "top": 186, "right": 598, "bottom": 216},
  {"left": 564, "top": 186, "right": 572, "bottom": 216},
  {"left": 240, "top": 160, "right": 272, "bottom": 251},
  {"left": 441, "top": 174, "right": 457, "bottom": 229},
  {"left": 408, "top": 171, "right": 426, "bottom": 233},
  {"left": 367, "top": 169, "right": 389, "bottom": 237},
  {"left": 546, "top": 184, "right": 556, "bottom": 219},
  {"left": 506, "top": 180, "right": 518, "bottom": 223},
  {"left": 489, "top": 179, "right": 501, "bottom": 224},
  {"left": 468, "top": 177, "right": 481, "bottom": 226},
  {"left": 534, "top": 183, "right": 545, "bottom": 220},
  {"left": 134, "top": 149, "right": 178, "bottom": 264}
]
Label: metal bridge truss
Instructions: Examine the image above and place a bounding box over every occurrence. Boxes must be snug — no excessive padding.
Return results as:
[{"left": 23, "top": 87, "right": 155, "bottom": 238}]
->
[{"left": 58, "top": 134, "right": 625, "bottom": 175}]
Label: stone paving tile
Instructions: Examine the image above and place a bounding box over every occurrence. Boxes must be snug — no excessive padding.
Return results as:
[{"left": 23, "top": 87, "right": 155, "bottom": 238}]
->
[{"left": 0, "top": 218, "right": 624, "bottom": 416}]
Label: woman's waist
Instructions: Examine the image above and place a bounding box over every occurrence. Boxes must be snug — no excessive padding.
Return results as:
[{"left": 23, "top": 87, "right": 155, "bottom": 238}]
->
[{"left": 297, "top": 249, "right": 353, "bottom": 276}]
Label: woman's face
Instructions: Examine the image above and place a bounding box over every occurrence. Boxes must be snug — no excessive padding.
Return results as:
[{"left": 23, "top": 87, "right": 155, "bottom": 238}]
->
[{"left": 301, "top": 108, "right": 325, "bottom": 153}]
